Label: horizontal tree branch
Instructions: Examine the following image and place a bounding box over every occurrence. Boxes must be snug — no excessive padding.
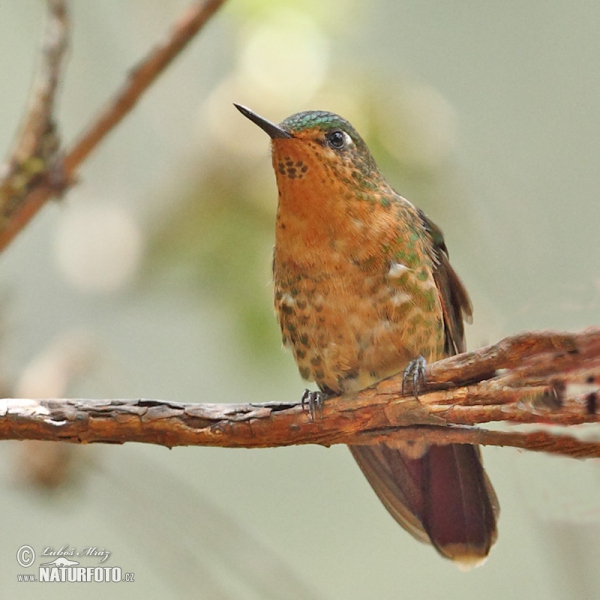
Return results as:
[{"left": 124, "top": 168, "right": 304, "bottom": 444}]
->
[{"left": 1, "top": 328, "right": 599, "bottom": 458}]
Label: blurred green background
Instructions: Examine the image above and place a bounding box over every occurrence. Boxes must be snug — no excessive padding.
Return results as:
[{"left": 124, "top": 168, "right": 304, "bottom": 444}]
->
[{"left": 1, "top": 1, "right": 599, "bottom": 598}]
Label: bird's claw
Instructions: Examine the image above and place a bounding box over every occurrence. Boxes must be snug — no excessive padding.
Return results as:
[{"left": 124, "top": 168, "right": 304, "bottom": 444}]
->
[
  {"left": 301, "top": 389, "right": 325, "bottom": 421},
  {"left": 402, "top": 355, "right": 427, "bottom": 399}
]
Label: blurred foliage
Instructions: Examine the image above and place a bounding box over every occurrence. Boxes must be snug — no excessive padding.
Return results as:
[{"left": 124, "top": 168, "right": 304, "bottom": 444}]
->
[{"left": 143, "top": 157, "right": 279, "bottom": 356}]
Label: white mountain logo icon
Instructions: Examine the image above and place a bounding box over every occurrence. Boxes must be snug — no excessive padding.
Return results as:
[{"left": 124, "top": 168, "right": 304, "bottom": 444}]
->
[{"left": 40, "top": 557, "right": 80, "bottom": 567}]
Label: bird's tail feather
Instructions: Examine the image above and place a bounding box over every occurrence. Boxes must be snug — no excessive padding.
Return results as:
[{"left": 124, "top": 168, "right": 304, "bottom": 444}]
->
[{"left": 349, "top": 442, "right": 499, "bottom": 568}]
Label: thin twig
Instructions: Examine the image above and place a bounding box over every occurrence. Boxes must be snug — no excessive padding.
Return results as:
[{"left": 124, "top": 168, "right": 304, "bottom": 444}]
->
[
  {"left": 0, "top": 0, "right": 227, "bottom": 252},
  {"left": 63, "top": 0, "right": 226, "bottom": 173},
  {"left": 0, "top": 0, "right": 69, "bottom": 230},
  {"left": 1, "top": 328, "right": 598, "bottom": 458}
]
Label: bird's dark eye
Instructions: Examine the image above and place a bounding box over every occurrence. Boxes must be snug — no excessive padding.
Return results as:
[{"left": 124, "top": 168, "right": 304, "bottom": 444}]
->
[{"left": 326, "top": 130, "right": 348, "bottom": 150}]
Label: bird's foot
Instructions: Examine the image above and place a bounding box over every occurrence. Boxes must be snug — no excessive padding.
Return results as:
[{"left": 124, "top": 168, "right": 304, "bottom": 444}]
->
[
  {"left": 402, "top": 355, "right": 427, "bottom": 399},
  {"left": 301, "top": 389, "right": 326, "bottom": 421}
]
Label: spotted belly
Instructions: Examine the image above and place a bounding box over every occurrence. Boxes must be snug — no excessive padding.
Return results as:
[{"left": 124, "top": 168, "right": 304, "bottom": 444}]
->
[{"left": 274, "top": 261, "right": 445, "bottom": 394}]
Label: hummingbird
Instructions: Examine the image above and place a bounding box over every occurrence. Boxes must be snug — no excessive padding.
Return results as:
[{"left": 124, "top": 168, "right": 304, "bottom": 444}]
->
[{"left": 235, "top": 103, "right": 499, "bottom": 567}]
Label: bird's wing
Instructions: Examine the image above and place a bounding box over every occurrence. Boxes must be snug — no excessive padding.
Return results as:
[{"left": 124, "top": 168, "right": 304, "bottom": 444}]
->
[{"left": 418, "top": 210, "right": 473, "bottom": 355}]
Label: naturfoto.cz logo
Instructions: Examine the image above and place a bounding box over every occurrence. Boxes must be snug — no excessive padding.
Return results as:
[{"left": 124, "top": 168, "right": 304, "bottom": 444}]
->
[{"left": 16, "top": 545, "right": 135, "bottom": 583}]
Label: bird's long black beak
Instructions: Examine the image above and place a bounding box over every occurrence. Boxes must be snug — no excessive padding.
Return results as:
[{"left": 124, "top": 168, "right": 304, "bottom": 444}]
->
[{"left": 234, "top": 104, "right": 292, "bottom": 139}]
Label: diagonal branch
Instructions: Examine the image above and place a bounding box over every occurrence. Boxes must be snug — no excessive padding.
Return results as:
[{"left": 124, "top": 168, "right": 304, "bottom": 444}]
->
[
  {"left": 62, "top": 0, "right": 226, "bottom": 174},
  {"left": 0, "top": 0, "right": 227, "bottom": 252},
  {"left": 1, "top": 328, "right": 598, "bottom": 458}
]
